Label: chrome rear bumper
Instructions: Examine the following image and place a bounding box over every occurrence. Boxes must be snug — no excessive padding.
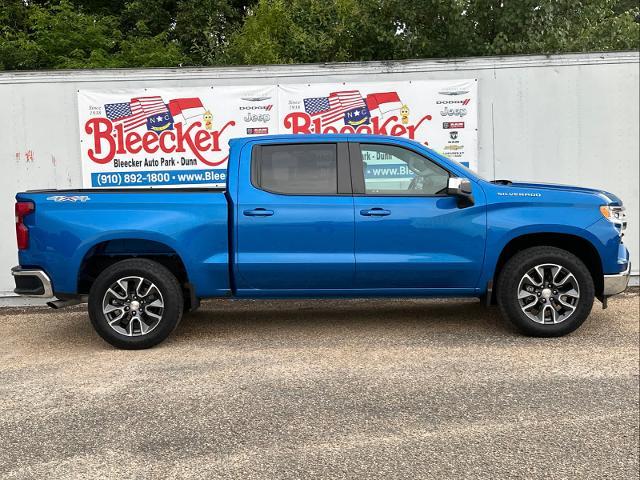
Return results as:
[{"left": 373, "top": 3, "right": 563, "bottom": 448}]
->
[
  {"left": 11, "top": 267, "right": 54, "bottom": 298},
  {"left": 603, "top": 263, "right": 631, "bottom": 297}
]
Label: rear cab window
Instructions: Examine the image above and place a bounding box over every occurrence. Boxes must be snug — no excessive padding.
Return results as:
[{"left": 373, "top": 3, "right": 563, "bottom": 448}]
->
[
  {"left": 253, "top": 144, "right": 337, "bottom": 195},
  {"left": 252, "top": 143, "right": 351, "bottom": 195}
]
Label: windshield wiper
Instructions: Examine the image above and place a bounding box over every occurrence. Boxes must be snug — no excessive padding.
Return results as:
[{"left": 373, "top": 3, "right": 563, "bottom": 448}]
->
[{"left": 491, "top": 179, "right": 513, "bottom": 185}]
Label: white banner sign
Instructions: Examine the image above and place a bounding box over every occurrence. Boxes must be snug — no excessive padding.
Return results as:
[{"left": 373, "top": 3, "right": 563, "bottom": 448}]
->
[{"left": 78, "top": 79, "right": 477, "bottom": 188}]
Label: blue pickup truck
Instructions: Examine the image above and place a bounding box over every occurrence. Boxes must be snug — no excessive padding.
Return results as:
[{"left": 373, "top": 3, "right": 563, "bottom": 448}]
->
[{"left": 12, "top": 134, "right": 630, "bottom": 349}]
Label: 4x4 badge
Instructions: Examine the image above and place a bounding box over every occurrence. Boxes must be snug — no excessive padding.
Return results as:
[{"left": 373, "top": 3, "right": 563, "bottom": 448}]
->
[{"left": 46, "top": 195, "right": 91, "bottom": 202}]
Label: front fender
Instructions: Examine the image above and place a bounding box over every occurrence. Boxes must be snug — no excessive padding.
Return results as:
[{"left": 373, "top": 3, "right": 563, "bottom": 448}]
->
[{"left": 477, "top": 200, "right": 611, "bottom": 290}]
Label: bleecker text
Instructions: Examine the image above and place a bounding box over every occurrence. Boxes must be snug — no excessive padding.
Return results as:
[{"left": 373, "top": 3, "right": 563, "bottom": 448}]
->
[
  {"left": 283, "top": 112, "right": 432, "bottom": 140},
  {"left": 85, "top": 118, "right": 235, "bottom": 166}
]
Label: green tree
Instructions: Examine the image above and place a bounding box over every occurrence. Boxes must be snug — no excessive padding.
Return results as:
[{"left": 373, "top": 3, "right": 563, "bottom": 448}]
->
[
  {"left": 0, "top": 0, "right": 638, "bottom": 70},
  {"left": 0, "top": 0, "right": 183, "bottom": 69},
  {"left": 458, "top": 0, "right": 640, "bottom": 56},
  {"left": 174, "top": 0, "right": 256, "bottom": 65},
  {"left": 223, "top": 0, "right": 404, "bottom": 64},
  {"left": 224, "top": 0, "right": 639, "bottom": 65}
]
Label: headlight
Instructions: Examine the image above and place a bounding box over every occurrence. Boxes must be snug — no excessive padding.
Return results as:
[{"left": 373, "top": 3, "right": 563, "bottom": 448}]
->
[{"left": 600, "top": 205, "right": 627, "bottom": 233}]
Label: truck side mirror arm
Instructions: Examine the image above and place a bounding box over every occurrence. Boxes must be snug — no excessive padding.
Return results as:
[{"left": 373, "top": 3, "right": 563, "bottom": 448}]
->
[{"left": 447, "top": 177, "right": 475, "bottom": 208}]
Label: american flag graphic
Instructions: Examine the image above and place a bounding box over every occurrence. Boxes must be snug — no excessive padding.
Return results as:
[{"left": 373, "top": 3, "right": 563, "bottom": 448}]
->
[
  {"left": 303, "top": 97, "right": 331, "bottom": 115},
  {"left": 303, "top": 91, "right": 367, "bottom": 126},
  {"left": 104, "top": 96, "right": 169, "bottom": 132}
]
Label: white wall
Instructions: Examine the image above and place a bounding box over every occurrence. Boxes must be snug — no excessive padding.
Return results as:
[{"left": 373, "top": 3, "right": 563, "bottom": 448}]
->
[{"left": 0, "top": 52, "right": 638, "bottom": 298}]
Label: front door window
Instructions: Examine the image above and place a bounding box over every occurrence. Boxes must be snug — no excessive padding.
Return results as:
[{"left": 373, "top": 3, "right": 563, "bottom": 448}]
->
[{"left": 360, "top": 143, "right": 450, "bottom": 196}]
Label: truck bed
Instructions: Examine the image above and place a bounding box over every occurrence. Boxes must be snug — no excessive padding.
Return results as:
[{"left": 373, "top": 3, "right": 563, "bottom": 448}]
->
[{"left": 16, "top": 189, "right": 231, "bottom": 298}]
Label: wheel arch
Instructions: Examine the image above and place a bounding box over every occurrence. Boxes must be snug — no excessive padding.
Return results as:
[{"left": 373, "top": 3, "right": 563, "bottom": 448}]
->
[
  {"left": 77, "top": 238, "right": 196, "bottom": 309},
  {"left": 491, "top": 232, "right": 604, "bottom": 302}
]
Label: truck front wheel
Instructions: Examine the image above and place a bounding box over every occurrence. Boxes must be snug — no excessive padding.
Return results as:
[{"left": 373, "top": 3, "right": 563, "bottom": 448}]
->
[
  {"left": 496, "top": 246, "right": 595, "bottom": 337},
  {"left": 88, "top": 259, "right": 183, "bottom": 349}
]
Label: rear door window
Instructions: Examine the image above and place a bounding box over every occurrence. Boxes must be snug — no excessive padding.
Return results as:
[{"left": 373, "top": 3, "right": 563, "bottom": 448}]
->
[{"left": 255, "top": 144, "right": 338, "bottom": 195}]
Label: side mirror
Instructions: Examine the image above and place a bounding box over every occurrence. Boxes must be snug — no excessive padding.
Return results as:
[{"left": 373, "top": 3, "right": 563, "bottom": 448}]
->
[{"left": 447, "top": 177, "right": 474, "bottom": 207}]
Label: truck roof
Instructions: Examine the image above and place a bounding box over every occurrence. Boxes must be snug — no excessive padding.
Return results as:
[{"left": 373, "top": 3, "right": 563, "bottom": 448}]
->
[{"left": 229, "top": 133, "right": 424, "bottom": 147}]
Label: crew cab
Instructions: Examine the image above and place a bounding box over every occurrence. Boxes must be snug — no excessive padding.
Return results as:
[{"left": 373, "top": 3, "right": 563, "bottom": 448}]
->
[{"left": 12, "top": 134, "right": 630, "bottom": 349}]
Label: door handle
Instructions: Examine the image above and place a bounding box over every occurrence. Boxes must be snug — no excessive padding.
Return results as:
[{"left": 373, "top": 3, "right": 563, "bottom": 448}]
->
[
  {"left": 360, "top": 208, "right": 391, "bottom": 217},
  {"left": 243, "top": 208, "right": 274, "bottom": 217}
]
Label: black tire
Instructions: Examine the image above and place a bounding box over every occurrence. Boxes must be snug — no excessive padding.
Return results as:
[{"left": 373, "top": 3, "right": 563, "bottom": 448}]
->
[
  {"left": 496, "top": 246, "right": 595, "bottom": 337},
  {"left": 88, "top": 259, "right": 183, "bottom": 349}
]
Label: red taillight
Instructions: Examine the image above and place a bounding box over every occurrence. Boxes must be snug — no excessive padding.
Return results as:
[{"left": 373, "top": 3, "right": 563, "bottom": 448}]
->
[{"left": 15, "top": 201, "right": 34, "bottom": 250}]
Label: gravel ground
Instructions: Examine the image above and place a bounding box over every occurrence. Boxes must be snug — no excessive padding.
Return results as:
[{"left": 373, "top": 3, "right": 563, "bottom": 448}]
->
[{"left": 0, "top": 292, "right": 638, "bottom": 479}]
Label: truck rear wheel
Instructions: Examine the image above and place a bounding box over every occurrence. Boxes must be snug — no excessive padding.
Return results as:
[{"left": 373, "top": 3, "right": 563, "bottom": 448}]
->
[
  {"left": 88, "top": 259, "right": 183, "bottom": 349},
  {"left": 496, "top": 246, "right": 595, "bottom": 337}
]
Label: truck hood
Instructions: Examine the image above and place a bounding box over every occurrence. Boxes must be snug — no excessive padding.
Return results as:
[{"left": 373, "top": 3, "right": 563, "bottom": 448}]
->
[{"left": 496, "top": 181, "right": 623, "bottom": 205}]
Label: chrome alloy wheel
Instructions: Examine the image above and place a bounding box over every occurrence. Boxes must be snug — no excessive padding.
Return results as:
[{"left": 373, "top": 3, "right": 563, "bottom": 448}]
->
[
  {"left": 102, "top": 276, "right": 165, "bottom": 336},
  {"left": 517, "top": 264, "right": 580, "bottom": 324}
]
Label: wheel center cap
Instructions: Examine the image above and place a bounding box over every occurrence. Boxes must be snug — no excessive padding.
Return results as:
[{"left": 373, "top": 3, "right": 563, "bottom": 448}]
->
[
  {"left": 130, "top": 300, "right": 140, "bottom": 311},
  {"left": 541, "top": 288, "right": 552, "bottom": 299}
]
